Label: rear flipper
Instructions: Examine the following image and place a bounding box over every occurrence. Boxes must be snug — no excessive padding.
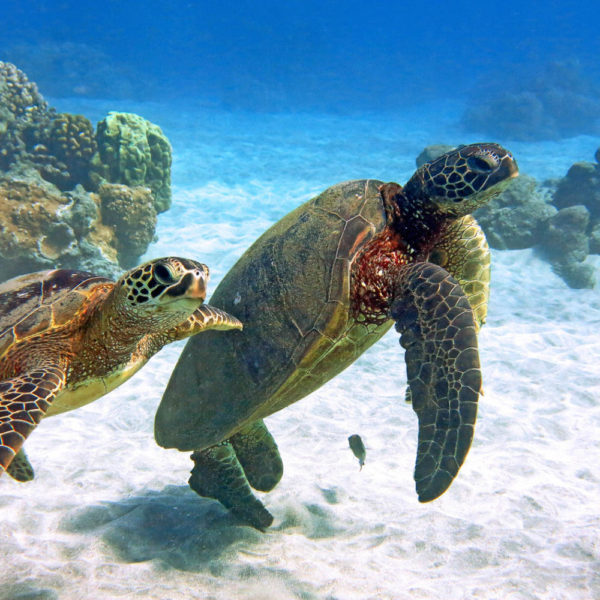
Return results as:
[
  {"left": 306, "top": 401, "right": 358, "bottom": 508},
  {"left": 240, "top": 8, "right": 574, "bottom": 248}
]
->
[
  {"left": 391, "top": 262, "right": 481, "bottom": 502},
  {"left": 6, "top": 448, "right": 35, "bottom": 482},
  {"left": 189, "top": 441, "right": 274, "bottom": 530},
  {"left": 230, "top": 420, "right": 283, "bottom": 492},
  {"left": 0, "top": 365, "right": 66, "bottom": 476}
]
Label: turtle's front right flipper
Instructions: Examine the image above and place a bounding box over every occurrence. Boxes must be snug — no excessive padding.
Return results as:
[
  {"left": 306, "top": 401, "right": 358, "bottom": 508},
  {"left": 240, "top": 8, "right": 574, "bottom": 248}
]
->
[
  {"left": 0, "top": 365, "right": 66, "bottom": 476},
  {"left": 391, "top": 262, "right": 481, "bottom": 503}
]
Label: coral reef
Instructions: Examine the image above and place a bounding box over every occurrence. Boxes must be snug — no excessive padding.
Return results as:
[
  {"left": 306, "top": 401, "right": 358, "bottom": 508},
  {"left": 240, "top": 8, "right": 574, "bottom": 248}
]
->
[
  {"left": 0, "top": 62, "right": 98, "bottom": 189},
  {"left": 90, "top": 112, "right": 172, "bottom": 213},
  {"left": 416, "top": 144, "right": 600, "bottom": 289},
  {"left": 538, "top": 206, "right": 595, "bottom": 289},
  {"left": 0, "top": 62, "right": 173, "bottom": 280},
  {"left": 462, "top": 60, "right": 600, "bottom": 140},
  {"left": 553, "top": 159, "right": 600, "bottom": 221},
  {"left": 474, "top": 174, "right": 557, "bottom": 250},
  {"left": 0, "top": 173, "right": 120, "bottom": 280},
  {"left": 0, "top": 61, "right": 47, "bottom": 118},
  {"left": 40, "top": 113, "right": 98, "bottom": 188},
  {"left": 98, "top": 184, "right": 157, "bottom": 268},
  {"left": 0, "top": 61, "right": 48, "bottom": 172},
  {"left": 18, "top": 112, "right": 99, "bottom": 190},
  {"left": 540, "top": 148, "right": 600, "bottom": 288},
  {"left": 590, "top": 224, "right": 600, "bottom": 255}
]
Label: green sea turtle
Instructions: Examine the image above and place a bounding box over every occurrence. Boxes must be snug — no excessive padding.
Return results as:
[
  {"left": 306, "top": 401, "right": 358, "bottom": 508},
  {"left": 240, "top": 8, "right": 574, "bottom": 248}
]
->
[
  {"left": 0, "top": 257, "right": 242, "bottom": 481},
  {"left": 155, "top": 143, "right": 518, "bottom": 529}
]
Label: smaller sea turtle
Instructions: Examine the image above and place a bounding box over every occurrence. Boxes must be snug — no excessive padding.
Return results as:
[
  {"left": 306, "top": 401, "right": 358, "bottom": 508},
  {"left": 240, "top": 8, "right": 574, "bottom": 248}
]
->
[{"left": 0, "top": 257, "right": 241, "bottom": 480}]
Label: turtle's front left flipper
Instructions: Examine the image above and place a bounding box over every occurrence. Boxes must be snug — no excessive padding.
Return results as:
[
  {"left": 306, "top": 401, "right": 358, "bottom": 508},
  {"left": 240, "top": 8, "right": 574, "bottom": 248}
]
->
[
  {"left": 0, "top": 365, "right": 66, "bottom": 476},
  {"left": 391, "top": 262, "right": 481, "bottom": 502}
]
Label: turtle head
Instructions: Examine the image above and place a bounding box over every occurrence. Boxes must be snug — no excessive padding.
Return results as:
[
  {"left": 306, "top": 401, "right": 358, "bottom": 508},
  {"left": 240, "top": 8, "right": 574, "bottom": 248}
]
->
[
  {"left": 403, "top": 143, "right": 519, "bottom": 217},
  {"left": 116, "top": 257, "right": 209, "bottom": 319}
]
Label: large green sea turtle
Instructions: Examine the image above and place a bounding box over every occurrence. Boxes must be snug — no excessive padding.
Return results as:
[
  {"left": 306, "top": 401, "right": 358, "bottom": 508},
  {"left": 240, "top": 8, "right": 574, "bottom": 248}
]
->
[
  {"left": 155, "top": 144, "right": 518, "bottom": 529},
  {"left": 0, "top": 257, "right": 241, "bottom": 481}
]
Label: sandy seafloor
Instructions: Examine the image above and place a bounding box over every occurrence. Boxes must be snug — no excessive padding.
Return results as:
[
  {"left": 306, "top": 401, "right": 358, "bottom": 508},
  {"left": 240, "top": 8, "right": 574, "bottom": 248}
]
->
[{"left": 1, "top": 97, "right": 600, "bottom": 600}]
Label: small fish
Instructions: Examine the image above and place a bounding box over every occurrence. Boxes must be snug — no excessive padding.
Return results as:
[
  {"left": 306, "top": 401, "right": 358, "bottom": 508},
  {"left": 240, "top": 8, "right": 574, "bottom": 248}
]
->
[{"left": 348, "top": 434, "right": 366, "bottom": 470}]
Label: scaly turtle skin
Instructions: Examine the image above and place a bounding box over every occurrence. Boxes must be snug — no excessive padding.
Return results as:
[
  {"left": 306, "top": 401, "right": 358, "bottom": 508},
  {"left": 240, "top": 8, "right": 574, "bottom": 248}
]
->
[
  {"left": 0, "top": 257, "right": 241, "bottom": 479},
  {"left": 155, "top": 144, "right": 519, "bottom": 529}
]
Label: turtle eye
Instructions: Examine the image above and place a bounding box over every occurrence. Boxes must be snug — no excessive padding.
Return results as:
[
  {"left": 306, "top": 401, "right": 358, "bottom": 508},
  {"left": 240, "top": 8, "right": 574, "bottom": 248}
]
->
[
  {"left": 467, "top": 155, "right": 497, "bottom": 174},
  {"left": 154, "top": 264, "right": 176, "bottom": 284}
]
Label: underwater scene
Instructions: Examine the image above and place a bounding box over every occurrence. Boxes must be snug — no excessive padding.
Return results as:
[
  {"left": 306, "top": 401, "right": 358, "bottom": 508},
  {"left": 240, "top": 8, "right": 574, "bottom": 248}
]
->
[{"left": 1, "top": 1, "right": 599, "bottom": 599}]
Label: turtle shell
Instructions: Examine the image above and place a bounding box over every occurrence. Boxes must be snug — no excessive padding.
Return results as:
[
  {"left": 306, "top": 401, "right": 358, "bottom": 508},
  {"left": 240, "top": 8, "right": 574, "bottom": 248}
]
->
[
  {"left": 156, "top": 179, "right": 394, "bottom": 451},
  {"left": 0, "top": 269, "right": 112, "bottom": 361}
]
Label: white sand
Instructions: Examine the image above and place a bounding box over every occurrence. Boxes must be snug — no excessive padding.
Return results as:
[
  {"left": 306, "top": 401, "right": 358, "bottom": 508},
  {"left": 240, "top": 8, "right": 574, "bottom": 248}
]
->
[{"left": 1, "top": 101, "right": 599, "bottom": 600}]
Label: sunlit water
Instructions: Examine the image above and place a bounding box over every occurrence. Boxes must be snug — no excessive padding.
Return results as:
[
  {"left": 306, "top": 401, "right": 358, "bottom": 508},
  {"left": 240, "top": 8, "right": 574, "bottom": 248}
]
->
[{"left": 1, "top": 99, "right": 599, "bottom": 600}]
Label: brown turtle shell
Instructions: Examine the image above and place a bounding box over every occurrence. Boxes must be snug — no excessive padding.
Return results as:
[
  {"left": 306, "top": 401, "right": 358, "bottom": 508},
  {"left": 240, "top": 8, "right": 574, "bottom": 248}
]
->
[
  {"left": 0, "top": 269, "right": 111, "bottom": 361},
  {"left": 156, "top": 179, "right": 394, "bottom": 451}
]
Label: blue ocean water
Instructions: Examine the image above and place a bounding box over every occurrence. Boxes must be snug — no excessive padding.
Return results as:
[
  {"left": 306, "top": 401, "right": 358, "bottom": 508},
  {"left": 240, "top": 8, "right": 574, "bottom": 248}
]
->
[
  {"left": 1, "top": 2, "right": 600, "bottom": 599},
  {"left": 2, "top": 1, "right": 600, "bottom": 119}
]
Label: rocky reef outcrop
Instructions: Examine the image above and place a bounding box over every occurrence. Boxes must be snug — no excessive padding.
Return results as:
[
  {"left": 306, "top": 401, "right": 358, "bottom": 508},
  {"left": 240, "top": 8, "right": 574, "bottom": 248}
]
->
[
  {"left": 473, "top": 175, "right": 557, "bottom": 250},
  {"left": 417, "top": 144, "right": 600, "bottom": 289},
  {"left": 0, "top": 62, "right": 172, "bottom": 281},
  {"left": 538, "top": 205, "right": 594, "bottom": 289},
  {"left": 461, "top": 60, "right": 600, "bottom": 141}
]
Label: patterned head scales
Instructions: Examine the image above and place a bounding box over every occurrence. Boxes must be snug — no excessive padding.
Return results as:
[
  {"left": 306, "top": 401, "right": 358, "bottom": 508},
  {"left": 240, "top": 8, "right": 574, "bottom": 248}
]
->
[
  {"left": 403, "top": 143, "right": 519, "bottom": 216},
  {"left": 118, "top": 257, "right": 209, "bottom": 309}
]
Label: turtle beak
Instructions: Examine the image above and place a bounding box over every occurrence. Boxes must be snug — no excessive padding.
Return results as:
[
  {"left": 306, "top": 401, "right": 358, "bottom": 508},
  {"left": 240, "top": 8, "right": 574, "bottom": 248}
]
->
[
  {"left": 188, "top": 271, "right": 207, "bottom": 301},
  {"left": 164, "top": 270, "right": 208, "bottom": 302}
]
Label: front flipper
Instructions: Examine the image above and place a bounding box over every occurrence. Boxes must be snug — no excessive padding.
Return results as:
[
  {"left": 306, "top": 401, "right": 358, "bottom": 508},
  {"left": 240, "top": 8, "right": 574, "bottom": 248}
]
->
[
  {"left": 429, "top": 215, "right": 491, "bottom": 330},
  {"left": 6, "top": 447, "right": 35, "bottom": 482},
  {"left": 167, "top": 304, "right": 242, "bottom": 342},
  {"left": 0, "top": 365, "right": 66, "bottom": 476},
  {"left": 189, "top": 442, "right": 274, "bottom": 530},
  {"left": 391, "top": 262, "right": 481, "bottom": 502},
  {"left": 230, "top": 420, "right": 283, "bottom": 492}
]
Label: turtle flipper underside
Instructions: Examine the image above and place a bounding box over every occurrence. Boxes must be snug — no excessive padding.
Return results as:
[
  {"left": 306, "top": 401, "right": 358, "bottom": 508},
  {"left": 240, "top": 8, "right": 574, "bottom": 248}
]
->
[
  {"left": 0, "top": 364, "right": 67, "bottom": 476},
  {"left": 391, "top": 262, "right": 480, "bottom": 502},
  {"left": 189, "top": 442, "right": 274, "bottom": 530}
]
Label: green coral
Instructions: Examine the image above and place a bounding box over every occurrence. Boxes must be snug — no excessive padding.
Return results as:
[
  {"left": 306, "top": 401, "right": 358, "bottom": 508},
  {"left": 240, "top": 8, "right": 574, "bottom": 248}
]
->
[{"left": 91, "top": 112, "right": 172, "bottom": 213}]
